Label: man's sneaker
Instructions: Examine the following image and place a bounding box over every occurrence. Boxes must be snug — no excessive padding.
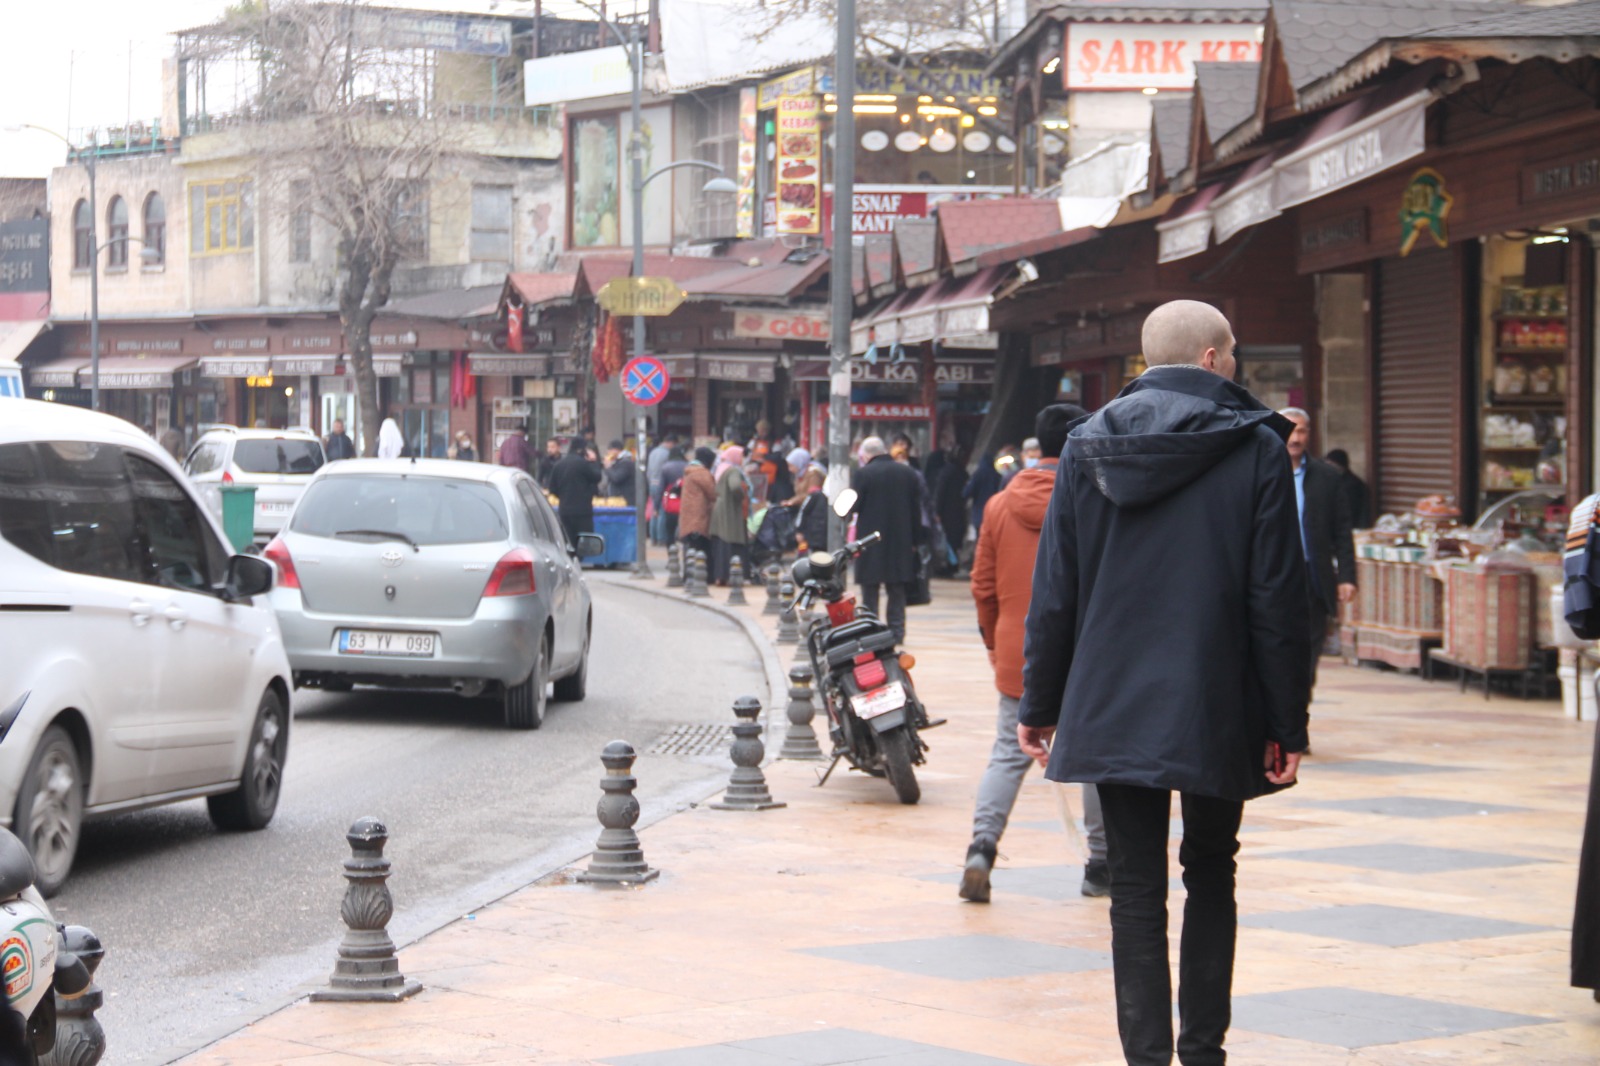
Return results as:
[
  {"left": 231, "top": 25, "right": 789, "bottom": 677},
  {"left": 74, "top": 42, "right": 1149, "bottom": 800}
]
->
[
  {"left": 1081, "top": 861, "right": 1111, "bottom": 897},
  {"left": 959, "top": 838, "right": 997, "bottom": 903}
]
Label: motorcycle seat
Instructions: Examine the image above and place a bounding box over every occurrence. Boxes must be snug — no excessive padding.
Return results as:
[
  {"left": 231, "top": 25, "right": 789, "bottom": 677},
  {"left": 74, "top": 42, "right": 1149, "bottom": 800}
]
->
[
  {"left": 824, "top": 625, "right": 899, "bottom": 670},
  {"left": 0, "top": 830, "right": 36, "bottom": 899}
]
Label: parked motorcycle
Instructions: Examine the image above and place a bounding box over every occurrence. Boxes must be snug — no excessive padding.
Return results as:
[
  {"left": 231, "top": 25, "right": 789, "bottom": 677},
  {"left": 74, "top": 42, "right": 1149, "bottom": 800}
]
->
[
  {"left": 789, "top": 490, "right": 933, "bottom": 804},
  {"left": 0, "top": 694, "right": 101, "bottom": 1066}
]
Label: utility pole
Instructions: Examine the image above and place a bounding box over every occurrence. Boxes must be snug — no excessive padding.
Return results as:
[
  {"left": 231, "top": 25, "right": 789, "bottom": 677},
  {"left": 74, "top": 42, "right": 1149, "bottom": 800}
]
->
[
  {"left": 627, "top": 18, "right": 652, "bottom": 578},
  {"left": 826, "top": 0, "right": 856, "bottom": 548}
]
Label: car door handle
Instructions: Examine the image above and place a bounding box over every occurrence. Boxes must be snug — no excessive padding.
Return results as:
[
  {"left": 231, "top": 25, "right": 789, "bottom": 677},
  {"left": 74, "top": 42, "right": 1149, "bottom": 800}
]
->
[
  {"left": 163, "top": 605, "right": 188, "bottom": 631},
  {"left": 129, "top": 599, "right": 153, "bottom": 627}
]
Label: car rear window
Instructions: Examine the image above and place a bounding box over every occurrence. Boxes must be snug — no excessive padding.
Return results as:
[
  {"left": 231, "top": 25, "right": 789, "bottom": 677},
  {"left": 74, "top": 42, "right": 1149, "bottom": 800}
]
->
[
  {"left": 290, "top": 475, "right": 509, "bottom": 545},
  {"left": 233, "top": 438, "right": 324, "bottom": 475}
]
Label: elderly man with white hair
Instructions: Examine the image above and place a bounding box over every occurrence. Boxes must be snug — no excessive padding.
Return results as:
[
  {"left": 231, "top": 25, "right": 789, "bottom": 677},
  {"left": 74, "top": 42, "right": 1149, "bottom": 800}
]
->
[
  {"left": 1277, "top": 405, "right": 1357, "bottom": 701},
  {"left": 847, "top": 435, "right": 926, "bottom": 643}
]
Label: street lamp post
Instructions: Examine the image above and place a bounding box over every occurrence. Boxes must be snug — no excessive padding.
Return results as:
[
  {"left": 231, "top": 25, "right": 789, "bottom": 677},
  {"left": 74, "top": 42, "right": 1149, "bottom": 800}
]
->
[{"left": 566, "top": 6, "right": 733, "bottom": 578}]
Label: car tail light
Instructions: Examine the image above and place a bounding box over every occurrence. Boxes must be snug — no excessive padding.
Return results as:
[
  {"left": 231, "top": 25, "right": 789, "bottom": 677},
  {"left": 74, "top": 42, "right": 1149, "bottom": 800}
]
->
[
  {"left": 484, "top": 548, "right": 536, "bottom": 597},
  {"left": 261, "top": 537, "right": 299, "bottom": 589},
  {"left": 852, "top": 653, "right": 887, "bottom": 691},
  {"left": 221, "top": 469, "right": 234, "bottom": 485}
]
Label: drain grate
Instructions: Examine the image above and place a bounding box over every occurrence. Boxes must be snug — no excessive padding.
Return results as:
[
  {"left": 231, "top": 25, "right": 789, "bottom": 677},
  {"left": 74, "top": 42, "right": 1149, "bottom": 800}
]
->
[{"left": 645, "top": 723, "right": 733, "bottom": 756}]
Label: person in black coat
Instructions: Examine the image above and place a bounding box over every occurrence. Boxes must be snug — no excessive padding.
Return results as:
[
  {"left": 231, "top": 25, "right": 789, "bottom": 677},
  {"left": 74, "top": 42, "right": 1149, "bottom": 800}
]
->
[
  {"left": 1325, "top": 447, "right": 1373, "bottom": 529},
  {"left": 1017, "top": 301, "right": 1310, "bottom": 1066},
  {"left": 1281, "top": 409, "right": 1357, "bottom": 693},
  {"left": 603, "top": 440, "right": 637, "bottom": 502},
  {"left": 548, "top": 438, "right": 604, "bottom": 545},
  {"left": 848, "top": 436, "right": 926, "bottom": 643},
  {"left": 324, "top": 419, "right": 356, "bottom": 461}
]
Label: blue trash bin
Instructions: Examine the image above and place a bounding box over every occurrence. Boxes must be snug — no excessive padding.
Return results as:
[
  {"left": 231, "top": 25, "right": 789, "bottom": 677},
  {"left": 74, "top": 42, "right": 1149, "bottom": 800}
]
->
[{"left": 590, "top": 507, "right": 637, "bottom": 568}]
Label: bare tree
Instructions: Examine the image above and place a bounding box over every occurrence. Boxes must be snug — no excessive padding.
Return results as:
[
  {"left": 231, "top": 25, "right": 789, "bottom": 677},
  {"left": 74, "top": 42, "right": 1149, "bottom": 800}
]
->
[
  {"left": 748, "top": 0, "right": 1007, "bottom": 73},
  {"left": 184, "top": 0, "right": 454, "bottom": 454}
]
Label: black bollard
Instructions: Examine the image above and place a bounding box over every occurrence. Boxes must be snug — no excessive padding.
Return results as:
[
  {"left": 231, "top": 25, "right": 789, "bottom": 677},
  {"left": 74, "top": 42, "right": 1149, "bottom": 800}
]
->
[
  {"left": 666, "top": 541, "right": 684, "bottom": 588},
  {"left": 763, "top": 563, "right": 783, "bottom": 615},
  {"left": 311, "top": 817, "right": 422, "bottom": 1002},
  {"left": 690, "top": 549, "right": 712, "bottom": 598},
  {"left": 43, "top": 925, "right": 106, "bottom": 1066},
  {"left": 778, "top": 664, "right": 825, "bottom": 760},
  {"left": 776, "top": 579, "right": 800, "bottom": 644},
  {"left": 726, "top": 556, "right": 748, "bottom": 605},
  {"left": 578, "top": 741, "right": 660, "bottom": 884},
  {"left": 711, "top": 696, "right": 786, "bottom": 811}
]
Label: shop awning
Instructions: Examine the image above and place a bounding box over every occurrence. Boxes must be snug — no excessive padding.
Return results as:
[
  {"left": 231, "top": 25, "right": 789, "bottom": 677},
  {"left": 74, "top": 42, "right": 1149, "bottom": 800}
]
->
[
  {"left": 469, "top": 354, "right": 552, "bottom": 377},
  {"left": 653, "top": 353, "right": 778, "bottom": 383},
  {"left": 851, "top": 266, "right": 1011, "bottom": 352},
  {"left": 0, "top": 319, "right": 47, "bottom": 363},
  {"left": 271, "top": 354, "right": 341, "bottom": 377},
  {"left": 201, "top": 355, "right": 272, "bottom": 378},
  {"left": 87, "top": 354, "right": 199, "bottom": 390},
  {"left": 1210, "top": 151, "right": 1279, "bottom": 245},
  {"left": 1156, "top": 181, "right": 1225, "bottom": 263},
  {"left": 24, "top": 357, "right": 88, "bottom": 389}
]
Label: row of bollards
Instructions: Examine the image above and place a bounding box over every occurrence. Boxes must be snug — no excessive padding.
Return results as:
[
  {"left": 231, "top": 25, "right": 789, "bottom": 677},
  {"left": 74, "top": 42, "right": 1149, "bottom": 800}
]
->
[{"left": 308, "top": 548, "right": 827, "bottom": 1011}]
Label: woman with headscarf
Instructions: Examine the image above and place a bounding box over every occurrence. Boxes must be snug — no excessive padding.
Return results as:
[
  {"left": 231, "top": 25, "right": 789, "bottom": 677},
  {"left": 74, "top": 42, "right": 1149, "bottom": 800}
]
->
[
  {"left": 677, "top": 446, "right": 718, "bottom": 558},
  {"left": 709, "top": 444, "right": 750, "bottom": 585},
  {"left": 377, "top": 418, "right": 405, "bottom": 460}
]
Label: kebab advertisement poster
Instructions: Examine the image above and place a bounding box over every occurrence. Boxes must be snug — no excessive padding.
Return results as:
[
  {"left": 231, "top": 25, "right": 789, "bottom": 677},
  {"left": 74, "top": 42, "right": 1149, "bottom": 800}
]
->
[{"left": 775, "top": 94, "right": 821, "bottom": 235}]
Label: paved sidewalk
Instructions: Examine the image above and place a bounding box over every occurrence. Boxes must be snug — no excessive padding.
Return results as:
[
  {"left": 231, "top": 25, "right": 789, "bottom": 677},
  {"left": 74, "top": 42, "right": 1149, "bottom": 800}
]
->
[{"left": 180, "top": 555, "right": 1600, "bottom": 1065}]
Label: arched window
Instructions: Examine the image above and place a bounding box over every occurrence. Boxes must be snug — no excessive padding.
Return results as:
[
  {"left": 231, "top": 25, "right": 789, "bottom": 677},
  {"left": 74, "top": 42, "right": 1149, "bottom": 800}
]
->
[
  {"left": 143, "top": 193, "right": 166, "bottom": 265},
  {"left": 72, "top": 199, "right": 92, "bottom": 269},
  {"left": 106, "top": 196, "right": 129, "bottom": 268}
]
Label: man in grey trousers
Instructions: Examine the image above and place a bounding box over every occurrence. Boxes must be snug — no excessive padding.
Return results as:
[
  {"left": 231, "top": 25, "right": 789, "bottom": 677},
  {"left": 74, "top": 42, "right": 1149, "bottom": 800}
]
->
[{"left": 961, "top": 404, "right": 1107, "bottom": 901}]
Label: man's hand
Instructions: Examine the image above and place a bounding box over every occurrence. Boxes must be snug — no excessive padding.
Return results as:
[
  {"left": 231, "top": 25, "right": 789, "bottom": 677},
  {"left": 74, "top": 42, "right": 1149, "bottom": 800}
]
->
[
  {"left": 1264, "top": 743, "right": 1302, "bottom": 786},
  {"left": 1337, "top": 582, "right": 1356, "bottom": 605},
  {"left": 1017, "top": 724, "right": 1054, "bottom": 767}
]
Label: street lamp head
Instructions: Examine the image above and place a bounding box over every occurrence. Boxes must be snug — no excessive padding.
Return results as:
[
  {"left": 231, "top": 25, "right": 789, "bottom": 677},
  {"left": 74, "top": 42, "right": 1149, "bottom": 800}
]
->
[
  {"left": 701, "top": 176, "right": 739, "bottom": 195},
  {"left": 138, "top": 245, "right": 162, "bottom": 263}
]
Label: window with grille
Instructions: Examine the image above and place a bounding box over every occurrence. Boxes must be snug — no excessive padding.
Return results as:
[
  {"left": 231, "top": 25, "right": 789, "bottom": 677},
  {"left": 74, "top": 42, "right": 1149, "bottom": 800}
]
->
[
  {"left": 189, "top": 179, "right": 255, "bottom": 255},
  {"left": 106, "top": 197, "right": 129, "bottom": 268},
  {"left": 393, "top": 181, "right": 427, "bottom": 261},
  {"left": 690, "top": 94, "right": 739, "bottom": 240},
  {"left": 289, "top": 181, "right": 311, "bottom": 263},
  {"left": 143, "top": 193, "right": 166, "bottom": 265},
  {"left": 72, "top": 199, "right": 92, "bottom": 269},
  {"left": 470, "top": 184, "right": 512, "bottom": 262}
]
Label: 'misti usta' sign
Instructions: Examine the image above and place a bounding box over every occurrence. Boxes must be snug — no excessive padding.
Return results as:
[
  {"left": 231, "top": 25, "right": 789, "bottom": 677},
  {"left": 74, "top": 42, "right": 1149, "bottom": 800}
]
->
[{"left": 1273, "top": 92, "right": 1428, "bottom": 209}]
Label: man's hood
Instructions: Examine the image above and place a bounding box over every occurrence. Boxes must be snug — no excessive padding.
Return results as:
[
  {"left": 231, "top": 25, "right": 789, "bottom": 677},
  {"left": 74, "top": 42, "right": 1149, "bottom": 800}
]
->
[
  {"left": 1068, "top": 366, "right": 1291, "bottom": 509},
  {"left": 1007, "top": 463, "right": 1058, "bottom": 533}
]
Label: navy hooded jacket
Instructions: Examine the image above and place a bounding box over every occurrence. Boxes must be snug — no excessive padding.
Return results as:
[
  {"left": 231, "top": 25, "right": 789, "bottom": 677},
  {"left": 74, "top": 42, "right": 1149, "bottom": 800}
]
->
[{"left": 1017, "top": 365, "right": 1311, "bottom": 801}]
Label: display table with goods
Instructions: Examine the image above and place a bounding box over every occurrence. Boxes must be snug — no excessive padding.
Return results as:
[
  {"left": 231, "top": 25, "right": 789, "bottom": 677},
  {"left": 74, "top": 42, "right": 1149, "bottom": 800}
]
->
[{"left": 1340, "top": 494, "right": 1566, "bottom": 697}]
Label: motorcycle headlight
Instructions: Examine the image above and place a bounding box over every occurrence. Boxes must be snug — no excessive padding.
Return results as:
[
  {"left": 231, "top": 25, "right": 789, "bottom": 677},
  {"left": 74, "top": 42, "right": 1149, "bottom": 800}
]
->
[
  {"left": 807, "top": 551, "right": 837, "bottom": 582},
  {"left": 791, "top": 557, "right": 814, "bottom": 586}
]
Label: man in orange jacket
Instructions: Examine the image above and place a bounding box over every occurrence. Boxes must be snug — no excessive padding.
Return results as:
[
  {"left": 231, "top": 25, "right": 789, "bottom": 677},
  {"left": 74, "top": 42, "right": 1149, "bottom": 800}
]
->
[{"left": 961, "top": 403, "right": 1107, "bottom": 902}]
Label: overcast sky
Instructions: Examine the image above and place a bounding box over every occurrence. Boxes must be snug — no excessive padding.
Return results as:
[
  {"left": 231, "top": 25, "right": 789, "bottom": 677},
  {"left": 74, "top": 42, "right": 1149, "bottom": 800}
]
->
[{"left": 0, "top": 0, "right": 626, "bottom": 179}]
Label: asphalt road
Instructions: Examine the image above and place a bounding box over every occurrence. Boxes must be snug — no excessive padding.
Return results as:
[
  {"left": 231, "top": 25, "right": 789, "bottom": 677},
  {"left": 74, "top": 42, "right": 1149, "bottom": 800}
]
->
[{"left": 45, "top": 577, "right": 768, "bottom": 1066}]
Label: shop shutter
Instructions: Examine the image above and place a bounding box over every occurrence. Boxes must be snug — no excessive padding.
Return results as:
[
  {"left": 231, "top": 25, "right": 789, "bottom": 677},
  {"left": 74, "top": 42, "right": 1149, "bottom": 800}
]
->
[{"left": 1375, "top": 248, "right": 1462, "bottom": 515}]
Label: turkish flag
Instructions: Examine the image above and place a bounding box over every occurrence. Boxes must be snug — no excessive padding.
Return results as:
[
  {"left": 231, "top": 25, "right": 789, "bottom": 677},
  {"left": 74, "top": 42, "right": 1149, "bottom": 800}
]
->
[{"left": 507, "top": 303, "right": 524, "bottom": 353}]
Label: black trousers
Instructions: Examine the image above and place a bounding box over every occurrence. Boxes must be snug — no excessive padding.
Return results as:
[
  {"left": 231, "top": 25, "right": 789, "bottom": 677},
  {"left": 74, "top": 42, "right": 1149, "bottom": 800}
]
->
[
  {"left": 560, "top": 511, "right": 594, "bottom": 547},
  {"left": 709, "top": 537, "right": 749, "bottom": 585},
  {"left": 859, "top": 581, "right": 908, "bottom": 643},
  {"left": 1098, "top": 783, "right": 1244, "bottom": 1066},
  {"left": 1308, "top": 604, "right": 1329, "bottom": 691}
]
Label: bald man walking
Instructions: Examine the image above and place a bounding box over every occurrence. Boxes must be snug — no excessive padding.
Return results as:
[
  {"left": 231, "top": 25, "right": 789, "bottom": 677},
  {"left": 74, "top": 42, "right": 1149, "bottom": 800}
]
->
[{"left": 1018, "top": 300, "right": 1310, "bottom": 1066}]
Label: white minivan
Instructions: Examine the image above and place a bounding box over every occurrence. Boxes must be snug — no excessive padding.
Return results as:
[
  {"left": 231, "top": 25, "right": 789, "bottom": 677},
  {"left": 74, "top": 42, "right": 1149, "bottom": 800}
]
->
[{"left": 0, "top": 401, "right": 292, "bottom": 894}]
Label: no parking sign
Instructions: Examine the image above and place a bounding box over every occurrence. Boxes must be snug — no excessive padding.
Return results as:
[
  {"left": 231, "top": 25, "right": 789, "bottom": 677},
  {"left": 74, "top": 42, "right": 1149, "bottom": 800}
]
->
[{"left": 621, "top": 356, "right": 670, "bottom": 406}]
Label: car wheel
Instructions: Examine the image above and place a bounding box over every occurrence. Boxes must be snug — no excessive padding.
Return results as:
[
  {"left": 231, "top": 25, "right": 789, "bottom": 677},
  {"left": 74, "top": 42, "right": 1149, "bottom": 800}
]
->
[
  {"left": 14, "top": 725, "right": 83, "bottom": 898},
  {"left": 208, "top": 688, "right": 288, "bottom": 831},
  {"left": 504, "top": 635, "right": 549, "bottom": 730},
  {"left": 552, "top": 618, "right": 590, "bottom": 703}
]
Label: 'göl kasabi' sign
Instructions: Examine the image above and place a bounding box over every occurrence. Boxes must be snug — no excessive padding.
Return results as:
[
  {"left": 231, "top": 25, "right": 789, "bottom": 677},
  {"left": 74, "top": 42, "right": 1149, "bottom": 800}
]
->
[{"left": 1065, "top": 24, "right": 1262, "bottom": 90}]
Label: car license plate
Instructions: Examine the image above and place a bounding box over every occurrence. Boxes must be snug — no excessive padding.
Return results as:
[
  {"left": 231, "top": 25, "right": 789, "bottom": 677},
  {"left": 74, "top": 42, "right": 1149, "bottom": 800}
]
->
[
  {"left": 850, "top": 680, "right": 905, "bottom": 721},
  {"left": 258, "top": 500, "right": 292, "bottom": 515},
  {"left": 338, "top": 630, "right": 437, "bottom": 657}
]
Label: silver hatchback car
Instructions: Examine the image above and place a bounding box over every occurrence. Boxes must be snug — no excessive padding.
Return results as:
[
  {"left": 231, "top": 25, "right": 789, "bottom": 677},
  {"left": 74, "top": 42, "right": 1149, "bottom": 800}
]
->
[{"left": 264, "top": 459, "right": 600, "bottom": 728}]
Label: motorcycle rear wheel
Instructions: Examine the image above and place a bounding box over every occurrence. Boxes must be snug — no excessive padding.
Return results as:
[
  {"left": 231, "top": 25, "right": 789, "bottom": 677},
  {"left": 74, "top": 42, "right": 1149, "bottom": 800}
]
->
[{"left": 880, "top": 727, "right": 920, "bottom": 805}]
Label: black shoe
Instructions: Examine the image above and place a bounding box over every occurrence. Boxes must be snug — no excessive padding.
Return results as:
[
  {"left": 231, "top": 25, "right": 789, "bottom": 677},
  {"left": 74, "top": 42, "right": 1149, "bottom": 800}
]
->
[
  {"left": 959, "top": 838, "right": 997, "bottom": 903},
  {"left": 1081, "top": 861, "right": 1110, "bottom": 898}
]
